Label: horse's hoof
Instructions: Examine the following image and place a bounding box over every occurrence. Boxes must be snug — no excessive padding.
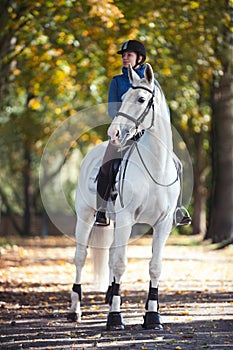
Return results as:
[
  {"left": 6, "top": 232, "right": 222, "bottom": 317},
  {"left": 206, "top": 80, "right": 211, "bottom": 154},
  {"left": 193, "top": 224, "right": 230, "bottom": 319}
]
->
[
  {"left": 106, "top": 312, "right": 125, "bottom": 330},
  {"left": 67, "top": 312, "right": 79, "bottom": 322},
  {"left": 142, "top": 312, "right": 163, "bottom": 330}
]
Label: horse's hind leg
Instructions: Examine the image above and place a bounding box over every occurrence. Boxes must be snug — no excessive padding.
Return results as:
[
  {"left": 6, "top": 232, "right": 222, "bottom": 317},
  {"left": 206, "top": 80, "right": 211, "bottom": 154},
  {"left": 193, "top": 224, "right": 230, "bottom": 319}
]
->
[
  {"left": 143, "top": 218, "right": 172, "bottom": 329},
  {"left": 68, "top": 242, "right": 87, "bottom": 322},
  {"left": 68, "top": 213, "right": 94, "bottom": 322}
]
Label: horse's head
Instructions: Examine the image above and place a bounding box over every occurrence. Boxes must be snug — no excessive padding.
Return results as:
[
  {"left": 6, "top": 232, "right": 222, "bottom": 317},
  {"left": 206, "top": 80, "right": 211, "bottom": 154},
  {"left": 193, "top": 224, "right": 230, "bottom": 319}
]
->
[{"left": 108, "top": 63, "right": 157, "bottom": 147}]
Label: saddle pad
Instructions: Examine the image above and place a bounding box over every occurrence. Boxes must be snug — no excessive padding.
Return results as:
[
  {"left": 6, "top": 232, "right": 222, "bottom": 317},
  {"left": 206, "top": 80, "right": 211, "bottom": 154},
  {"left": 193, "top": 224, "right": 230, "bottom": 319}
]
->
[{"left": 88, "top": 160, "right": 102, "bottom": 193}]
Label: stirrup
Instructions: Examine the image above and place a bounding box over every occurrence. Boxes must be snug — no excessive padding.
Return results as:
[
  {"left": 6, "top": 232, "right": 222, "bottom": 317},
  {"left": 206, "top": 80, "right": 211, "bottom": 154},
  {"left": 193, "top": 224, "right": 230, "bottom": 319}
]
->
[{"left": 175, "top": 207, "right": 192, "bottom": 226}]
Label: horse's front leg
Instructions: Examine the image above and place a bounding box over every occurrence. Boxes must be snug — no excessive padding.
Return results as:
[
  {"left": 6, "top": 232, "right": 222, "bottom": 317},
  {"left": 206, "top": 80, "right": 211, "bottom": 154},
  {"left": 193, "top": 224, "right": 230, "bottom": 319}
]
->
[
  {"left": 143, "top": 218, "right": 172, "bottom": 330},
  {"left": 106, "top": 219, "right": 132, "bottom": 330},
  {"left": 106, "top": 277, "right": 125, "bottom": 330}
]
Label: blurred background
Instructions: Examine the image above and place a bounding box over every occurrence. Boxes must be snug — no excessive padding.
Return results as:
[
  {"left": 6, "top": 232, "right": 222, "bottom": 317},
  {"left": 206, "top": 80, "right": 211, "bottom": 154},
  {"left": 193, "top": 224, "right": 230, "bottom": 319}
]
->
[{"left": 0, "top": 0, "right": 232, "bottom": 247}]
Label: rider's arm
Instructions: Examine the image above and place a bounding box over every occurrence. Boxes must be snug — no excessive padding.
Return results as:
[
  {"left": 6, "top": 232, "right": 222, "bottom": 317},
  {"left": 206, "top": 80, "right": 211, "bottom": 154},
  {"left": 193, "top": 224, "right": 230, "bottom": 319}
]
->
[{"left": 108, "top": 78, "right": 121, "bottom": 119}]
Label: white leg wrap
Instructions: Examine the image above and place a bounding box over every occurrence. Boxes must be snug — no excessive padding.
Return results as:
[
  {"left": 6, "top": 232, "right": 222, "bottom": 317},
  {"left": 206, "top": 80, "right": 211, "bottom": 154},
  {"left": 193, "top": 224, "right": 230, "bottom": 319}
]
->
[
  {"left": 70, "top": 291, "right": 81, "bottom": 316},
  {"left": 110, "top": 295, "right": 121, "bottom": 312},
  {"left": 147, "top": 299, "right": 158, "bottom": 312}
]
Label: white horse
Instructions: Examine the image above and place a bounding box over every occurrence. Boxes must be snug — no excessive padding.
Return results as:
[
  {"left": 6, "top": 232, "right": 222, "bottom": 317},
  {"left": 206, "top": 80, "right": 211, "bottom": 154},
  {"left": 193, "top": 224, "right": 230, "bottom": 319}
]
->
[{"left": 68, "top": 63, "right": 180, "bottom": 330}]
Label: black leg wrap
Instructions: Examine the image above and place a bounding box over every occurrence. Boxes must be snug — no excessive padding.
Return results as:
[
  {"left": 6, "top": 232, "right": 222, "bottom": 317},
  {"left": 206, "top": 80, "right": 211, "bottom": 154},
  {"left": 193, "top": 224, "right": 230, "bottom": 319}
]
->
[
  {"left": 112, "top": 281, "right": 120, "bottom": 296},
  {"left": 106, "top": 312, "right": 125, "bottom": 330},
  {"left": 72, "top": 283, "right": 82, "bottom": 302},
  {"left": 143, "top": 282, "right": 162, "bottom": 329},
  {"left": 67, "top": 312, "right": 79, "bottom": 322},
  {"left": 108, "top": 279, "right": 122, "bottom": 305},
  {"left": 105, "top": 285, "right": 113, "bottom": 304},
  {"left": 142, "top": 312, "right": 163, "bottom": 330},
  {"left": 145, "top": 282, "right": 159, "bottom": 310}
]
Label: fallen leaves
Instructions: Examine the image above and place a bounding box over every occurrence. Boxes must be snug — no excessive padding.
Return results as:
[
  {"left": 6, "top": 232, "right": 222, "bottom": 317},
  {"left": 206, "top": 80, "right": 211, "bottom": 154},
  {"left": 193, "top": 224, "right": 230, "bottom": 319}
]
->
[{"left": 0, "top": 235, "right": 233, "bottom": 349}]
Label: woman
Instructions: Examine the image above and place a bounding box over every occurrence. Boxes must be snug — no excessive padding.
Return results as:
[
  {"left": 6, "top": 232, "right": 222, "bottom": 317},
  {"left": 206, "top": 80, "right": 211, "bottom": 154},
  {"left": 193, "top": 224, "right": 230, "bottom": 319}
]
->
[{"left": 95, "top": 40, "right": 191, "bottom": 227}]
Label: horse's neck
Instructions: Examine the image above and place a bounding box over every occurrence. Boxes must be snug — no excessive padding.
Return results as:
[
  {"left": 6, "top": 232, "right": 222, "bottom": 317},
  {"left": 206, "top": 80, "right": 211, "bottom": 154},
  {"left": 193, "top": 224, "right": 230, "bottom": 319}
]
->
[
  {"left": 143, "top": 125, "right": 173, "bottom": 155},
  {"left": 139, "top": 103, "right": 174, "bottom": 174},
  {"left": 137, "top": 126, "right": 175, "bottom": 185},
  {"left": 149, "top": 86, "right": 173, "bottom": 144}
]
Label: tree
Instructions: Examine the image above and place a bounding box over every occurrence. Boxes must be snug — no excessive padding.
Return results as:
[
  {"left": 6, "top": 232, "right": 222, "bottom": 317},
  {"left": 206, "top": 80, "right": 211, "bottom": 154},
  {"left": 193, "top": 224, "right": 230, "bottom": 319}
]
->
[
  {"left": 0, "top": 0, "right": 125, "bottom": 235},
  {"left": 206, "top": 0, "right": 233, "bottom": 245},
  {"left": 122, "top": 0, "right": 232, "bottom": 242},
  {"left": 121, "top": 0, "right": 213, "bottom": 235},
  {"left": 0, "top": 0, "right": 232, "bottom": 244}
]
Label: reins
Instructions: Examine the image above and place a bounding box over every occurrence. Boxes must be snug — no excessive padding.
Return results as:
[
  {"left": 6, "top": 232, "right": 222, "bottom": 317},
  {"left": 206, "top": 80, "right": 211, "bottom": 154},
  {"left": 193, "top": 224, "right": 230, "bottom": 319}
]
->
[
  {"left": 116, "top": 84, "right": 179, "bottom": 207},
  {"left": 134, "top": 142, "right": 179, "bottom": 187}
]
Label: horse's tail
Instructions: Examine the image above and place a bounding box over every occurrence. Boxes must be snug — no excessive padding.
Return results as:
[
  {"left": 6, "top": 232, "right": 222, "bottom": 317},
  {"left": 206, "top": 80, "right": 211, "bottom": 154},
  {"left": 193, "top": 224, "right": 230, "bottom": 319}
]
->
[{"left": 89, "top": 222, "right": 114, "bottom": 292}]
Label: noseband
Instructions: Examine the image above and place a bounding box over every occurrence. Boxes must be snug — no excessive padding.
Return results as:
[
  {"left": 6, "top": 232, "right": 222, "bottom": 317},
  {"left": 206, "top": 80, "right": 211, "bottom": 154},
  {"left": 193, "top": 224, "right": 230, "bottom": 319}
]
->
[{"left": 116, "top": 85, "right": 155, "bottom": 129}]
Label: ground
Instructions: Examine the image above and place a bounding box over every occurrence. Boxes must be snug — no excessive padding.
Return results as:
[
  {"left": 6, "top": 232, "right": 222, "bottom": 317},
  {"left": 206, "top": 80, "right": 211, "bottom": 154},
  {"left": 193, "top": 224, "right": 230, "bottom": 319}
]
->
[{"left": 0, "top": 233, "right": 232, "bottom": 349}]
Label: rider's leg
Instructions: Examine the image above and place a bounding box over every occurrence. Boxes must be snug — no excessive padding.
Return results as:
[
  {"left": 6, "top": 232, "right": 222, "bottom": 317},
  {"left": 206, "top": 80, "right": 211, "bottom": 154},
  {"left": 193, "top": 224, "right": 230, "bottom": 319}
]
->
[
  {"left": 95, "top": 142, "right": 121, "bottom": 226},
  {"left": 95, "top": 138, "right": 137, "bottom": 226},
  {"left": 173, "top": 155, "right": 192, "bottom": 226},
  {"left": 95, "top": 165, "right": 112, "bottom": 225}
]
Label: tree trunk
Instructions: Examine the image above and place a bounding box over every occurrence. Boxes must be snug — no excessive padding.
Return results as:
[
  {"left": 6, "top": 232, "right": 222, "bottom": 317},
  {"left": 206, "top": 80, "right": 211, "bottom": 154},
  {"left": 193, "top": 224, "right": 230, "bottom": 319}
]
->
[
  {"left": 206, "top": 29, "right": 233, "bottom": 244},
  {"left": 192, "top": 139, "right": 207, "bottom": 235},
  {"left": 192, "top": 82, "right": 208, "bottom": 235},
  {"left": 23, "top": 145, "right": 33, "bottom": 236}
]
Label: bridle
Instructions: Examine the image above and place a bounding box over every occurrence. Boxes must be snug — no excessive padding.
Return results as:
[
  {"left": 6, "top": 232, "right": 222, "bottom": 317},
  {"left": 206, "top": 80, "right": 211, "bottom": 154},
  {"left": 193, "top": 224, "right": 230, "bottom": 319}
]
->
[{"left": 116, "top": 85, "right": 155, "bottom": 130}]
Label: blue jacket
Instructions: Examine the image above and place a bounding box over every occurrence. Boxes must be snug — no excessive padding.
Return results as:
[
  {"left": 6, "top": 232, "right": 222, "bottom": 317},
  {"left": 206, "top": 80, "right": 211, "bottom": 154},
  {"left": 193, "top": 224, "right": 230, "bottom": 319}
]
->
[{"left": 108, "top": 64, "right": 162, "bottom": 119}]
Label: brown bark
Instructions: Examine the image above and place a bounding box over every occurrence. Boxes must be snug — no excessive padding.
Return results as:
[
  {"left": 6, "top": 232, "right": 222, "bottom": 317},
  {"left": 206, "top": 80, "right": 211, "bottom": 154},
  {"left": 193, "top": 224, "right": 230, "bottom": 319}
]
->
[{"left": 206, "top": 28, "right": 233, "bottom": 244}]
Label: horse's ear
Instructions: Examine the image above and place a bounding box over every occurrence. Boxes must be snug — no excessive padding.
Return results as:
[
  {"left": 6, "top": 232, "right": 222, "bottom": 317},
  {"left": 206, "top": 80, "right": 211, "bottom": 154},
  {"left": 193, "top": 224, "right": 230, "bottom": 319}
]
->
[
  {"left": 145, "top": 63, "right": 154, "bottom": 85},
  {"left": 128, "top": 64, "right": 140, "bottom": 84}
]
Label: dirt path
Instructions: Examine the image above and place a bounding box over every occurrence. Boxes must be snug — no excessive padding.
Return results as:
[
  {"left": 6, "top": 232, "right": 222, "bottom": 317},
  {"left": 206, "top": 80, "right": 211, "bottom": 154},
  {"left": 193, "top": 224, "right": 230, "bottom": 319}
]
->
[{"left": 0, "top": 234, "right": 232, "bottom": 349}]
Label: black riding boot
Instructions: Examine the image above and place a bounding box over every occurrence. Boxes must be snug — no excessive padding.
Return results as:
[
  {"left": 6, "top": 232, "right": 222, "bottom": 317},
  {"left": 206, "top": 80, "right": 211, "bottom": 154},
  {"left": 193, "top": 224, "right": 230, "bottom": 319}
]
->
[
  {"left": 95, "top": 166, "right": 111, "bottom": 226},
  {"left": 95, "top": 142, "right": 126, "bottom": 226}
]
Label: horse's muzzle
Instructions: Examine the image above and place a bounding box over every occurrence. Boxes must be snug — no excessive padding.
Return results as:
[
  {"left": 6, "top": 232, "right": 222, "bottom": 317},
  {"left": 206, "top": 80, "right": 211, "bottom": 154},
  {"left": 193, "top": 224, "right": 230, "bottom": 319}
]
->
[{"left": 108, "top": 124, "right": 135, "bottom": 147}]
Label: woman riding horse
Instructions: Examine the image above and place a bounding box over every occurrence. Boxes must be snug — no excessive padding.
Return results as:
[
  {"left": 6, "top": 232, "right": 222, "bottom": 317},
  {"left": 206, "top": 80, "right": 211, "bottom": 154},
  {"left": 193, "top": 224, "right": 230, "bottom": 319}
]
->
[
  {"left": 95, "top": 40, "right": 191, "bottom": 227},
  {"left": 69, "top": 62, "right": 185, "bottom": 329}
]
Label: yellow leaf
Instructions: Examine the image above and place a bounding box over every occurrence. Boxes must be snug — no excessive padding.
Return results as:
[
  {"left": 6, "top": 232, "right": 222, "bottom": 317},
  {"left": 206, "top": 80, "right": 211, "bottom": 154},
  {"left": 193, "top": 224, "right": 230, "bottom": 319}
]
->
[
  {"left": 23, "top": 308, "right": 31, "bottom": 313},
  {"left": 57, "top": 259, "right": 66, "bottom": 265},
  {"left": 190, "top": 1, "right": 199, "bottom": 9},
  {"left": 179, "top": 311, "right": 189, "bottom": 316},
  {"left": 161, "top": 67, "right": 172, "bottom": 76},
  {"left": 28, "top": 98, "right": 41, "bottom": 110},
  {"left": 13, "top": 68, "right": 21, "bottom": 76}
]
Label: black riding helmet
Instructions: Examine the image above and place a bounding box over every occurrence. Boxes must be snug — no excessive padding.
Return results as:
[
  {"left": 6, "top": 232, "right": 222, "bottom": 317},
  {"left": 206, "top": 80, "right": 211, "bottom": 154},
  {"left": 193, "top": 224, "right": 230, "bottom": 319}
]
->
[{"left": 117, "top": 40, "right": 146, "bottom": 67}]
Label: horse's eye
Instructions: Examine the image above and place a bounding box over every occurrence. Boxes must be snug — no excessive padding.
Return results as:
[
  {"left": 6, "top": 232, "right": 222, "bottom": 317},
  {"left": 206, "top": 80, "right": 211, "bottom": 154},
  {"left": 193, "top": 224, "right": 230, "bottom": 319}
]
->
[{"left": 138, "top": 96, "right": 146, "bottom": 103}]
